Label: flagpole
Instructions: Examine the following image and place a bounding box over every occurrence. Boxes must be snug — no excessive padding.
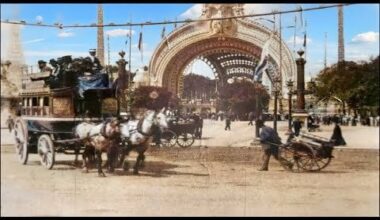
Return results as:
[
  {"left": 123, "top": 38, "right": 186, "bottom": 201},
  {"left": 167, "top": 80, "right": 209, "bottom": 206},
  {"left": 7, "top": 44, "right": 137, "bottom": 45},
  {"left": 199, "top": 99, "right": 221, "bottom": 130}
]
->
[
  {"left": 293, "top": 14, "right": 297, "bottom": 56},
  {"left": 128, "top": 16, "right": 132, "bottom": 113}
]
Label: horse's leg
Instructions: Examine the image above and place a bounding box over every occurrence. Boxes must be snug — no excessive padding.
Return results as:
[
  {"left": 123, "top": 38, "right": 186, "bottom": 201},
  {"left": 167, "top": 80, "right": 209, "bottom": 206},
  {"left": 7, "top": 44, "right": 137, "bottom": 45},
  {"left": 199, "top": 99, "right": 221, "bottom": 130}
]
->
[
  {"left": 117, "top": 140, "right": 127, "bottom": 168},
  {"left": 139, "top": 152, "right": 146, "bottom": 169},
  {"left": 96, "top": 150, "right": 106, "bottom": 177},
  {"left": 74, "top": 144, "right": 80, "bottom": 166},
  {"left": 107, "top": 144, "right": 117, "bottom": 173},
  {"left": 133, "top": 151, "right": 142, "bottom": 175},
  {"left": 82, "top": 146, "right": 89, "bottom": 173}
]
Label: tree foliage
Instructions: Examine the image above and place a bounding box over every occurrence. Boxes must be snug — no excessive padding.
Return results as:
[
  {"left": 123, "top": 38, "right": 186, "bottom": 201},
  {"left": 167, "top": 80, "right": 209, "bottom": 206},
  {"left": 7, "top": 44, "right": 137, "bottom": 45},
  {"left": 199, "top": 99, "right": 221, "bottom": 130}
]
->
[
  {"left": 217, "top": 81, "right": 270, "bottom": 117},
  {"left": 314, "top": 56, "right": 379, "bottom": 114},
  {"left": 131, "top": 86, "right": 179, "bottom": 110},
  {"left": 183, "top": 74, "right": 216, "bottom": 100}
]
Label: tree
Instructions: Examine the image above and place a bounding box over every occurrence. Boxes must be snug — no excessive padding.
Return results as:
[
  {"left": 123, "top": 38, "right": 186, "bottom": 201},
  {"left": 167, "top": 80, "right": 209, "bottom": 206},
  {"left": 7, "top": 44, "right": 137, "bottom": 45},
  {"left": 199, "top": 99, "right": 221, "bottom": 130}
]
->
[
  {"left": 315, "top": 56, "right": 379, "bottom": 116},
  {"left": 131, "top": 86, "right": 179, "bottom": 110},
  {"left": 217, "top": 81, "right": 270, "bottom": 119},
  {"left": 183, "top": 74, "right": 216, "bottom": 100}
]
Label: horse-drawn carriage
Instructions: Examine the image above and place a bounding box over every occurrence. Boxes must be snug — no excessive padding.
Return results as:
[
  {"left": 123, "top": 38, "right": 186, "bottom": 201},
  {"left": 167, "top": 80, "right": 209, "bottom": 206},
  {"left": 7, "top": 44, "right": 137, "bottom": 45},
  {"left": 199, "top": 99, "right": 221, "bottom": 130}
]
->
[
  {"left": 13, "top": 55, "right": 119, "bottom": 170},
  {"left": 160, "top": 117, "right": 200, "bottom": 148},
  {"left": 278, "top": 132, "right": 335, "bottom": 172}
]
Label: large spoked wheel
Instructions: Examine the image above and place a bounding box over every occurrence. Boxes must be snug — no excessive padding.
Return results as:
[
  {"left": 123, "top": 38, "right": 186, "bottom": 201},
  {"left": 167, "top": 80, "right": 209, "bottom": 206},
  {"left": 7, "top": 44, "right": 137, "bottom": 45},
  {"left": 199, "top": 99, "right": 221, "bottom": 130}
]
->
[
  {"left": 176, "top": 133, "right": 195, "bottom": 148},
  {"left": 291, "top": 142, "right": 318, "bottom": 172},
  {"left": 278, "top": 144, "right": 301, "bottom": 172},
  {"left": 13, "top": 118, "right": 29, "bottom": 165},
  {"left": 312, "top": 156, "right": 332, "bottom": 171},
  {"left": 161, "top": 130, "right": 177, "bottom": 147},
  {"left": 37, "top": 134, "right": 55, "bottom": 169}
]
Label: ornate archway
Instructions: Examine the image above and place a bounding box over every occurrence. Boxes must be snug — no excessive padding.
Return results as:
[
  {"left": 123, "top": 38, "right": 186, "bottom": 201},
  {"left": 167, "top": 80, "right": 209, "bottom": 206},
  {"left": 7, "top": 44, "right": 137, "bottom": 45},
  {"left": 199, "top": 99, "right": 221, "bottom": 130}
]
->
[{"left": 149, "top": 4, "right": 296, "bottom": 97}]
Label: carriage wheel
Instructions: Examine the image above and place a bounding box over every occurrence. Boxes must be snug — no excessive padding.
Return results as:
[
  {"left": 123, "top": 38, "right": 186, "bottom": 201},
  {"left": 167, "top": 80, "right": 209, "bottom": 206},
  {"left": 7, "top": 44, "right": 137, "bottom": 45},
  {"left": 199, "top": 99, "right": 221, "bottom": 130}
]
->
[
  {"left": 13, "top": 118, "right": 29, "bottom": 165},
  {"left": 278, "top": 145, "right": 300, "bottom": 172},
  {"left": 312, "top": 157, "right": 332, "bottom": 171},
  {"left": 37, "top": 134, "right": 55, "bottom": 169},
  {"left": 290, "top": 143, "right": 319, "bottom": 172},
  {"left": 176, "top": 133, "right": 195, "bottom": 148},
  {"left": 161, "top": 130, "right": 177, "bottom": 147}
]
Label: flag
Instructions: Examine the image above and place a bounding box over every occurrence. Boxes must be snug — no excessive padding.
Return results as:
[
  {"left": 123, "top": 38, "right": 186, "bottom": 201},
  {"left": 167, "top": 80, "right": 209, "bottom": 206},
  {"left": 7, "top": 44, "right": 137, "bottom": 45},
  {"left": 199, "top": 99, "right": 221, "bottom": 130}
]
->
[
  {"left": 299, "top": 6, "right": 303, "bottom": 27},
  {"left": 164, "top": 35, "right": 171, "bottom": 49},
  {"left": 138, "top": 31, "right": 142, "bottom": 51},
  {"left": 254, "top": 57, "right": 268, "bottom": 82},
  {"left": 161, "top": 26, "right": 166, "bottom": 39},
  {"left": 254, "top": 31, "right": 274, "bottom": 82},
  {"left": 303, "top": 32, "right": 307, "bottom": 48},
  {"left": 138, "top": 30, "right": 143, "bottom": 62}
]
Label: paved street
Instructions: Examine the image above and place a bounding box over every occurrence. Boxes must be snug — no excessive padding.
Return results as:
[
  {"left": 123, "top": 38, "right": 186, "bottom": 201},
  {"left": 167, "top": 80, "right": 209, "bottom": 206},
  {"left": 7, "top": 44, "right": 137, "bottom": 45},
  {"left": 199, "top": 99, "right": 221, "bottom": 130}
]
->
[
  {"left": 1, "top": 120, "right": 379, "bottom": 216},
  {"left": 2, "top": 120, "right": 379, "bottom": 149}
]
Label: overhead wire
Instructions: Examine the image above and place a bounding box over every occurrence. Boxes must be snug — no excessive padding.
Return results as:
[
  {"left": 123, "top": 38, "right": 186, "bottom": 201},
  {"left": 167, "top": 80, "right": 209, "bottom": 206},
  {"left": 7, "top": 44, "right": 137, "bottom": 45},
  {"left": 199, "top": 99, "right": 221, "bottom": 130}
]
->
[{"left": 0, "top": 4, "right": 351, "bottom": 29}]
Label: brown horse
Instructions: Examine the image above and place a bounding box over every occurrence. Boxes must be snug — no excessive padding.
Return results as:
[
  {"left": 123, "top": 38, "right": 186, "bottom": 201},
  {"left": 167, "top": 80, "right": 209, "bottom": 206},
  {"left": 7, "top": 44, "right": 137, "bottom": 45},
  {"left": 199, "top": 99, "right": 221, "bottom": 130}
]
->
[{"left": 75, "top": 119, "right": 121, "bottom": 177}]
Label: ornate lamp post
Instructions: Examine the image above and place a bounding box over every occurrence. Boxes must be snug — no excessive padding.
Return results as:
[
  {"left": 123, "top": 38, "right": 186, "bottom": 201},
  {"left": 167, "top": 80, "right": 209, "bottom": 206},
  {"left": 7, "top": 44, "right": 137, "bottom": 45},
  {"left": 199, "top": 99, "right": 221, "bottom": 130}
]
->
[
  {"left": 292, "top": 49, "right": 309, "bottom": 130},
  {"left": 255, "top": 79, "right": 262, "bottom": 139},
  {"left": 273, "top": 77, "right": 281, "bottom": 132},
  {"left": 286, "top": 80, "right": 294, "bottom": 132}
]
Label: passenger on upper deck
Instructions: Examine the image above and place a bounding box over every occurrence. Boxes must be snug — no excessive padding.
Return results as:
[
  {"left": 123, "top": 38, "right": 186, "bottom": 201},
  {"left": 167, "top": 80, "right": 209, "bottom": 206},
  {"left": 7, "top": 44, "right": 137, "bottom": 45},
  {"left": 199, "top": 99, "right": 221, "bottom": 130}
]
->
[
  {"left": 38, "top": 60, "right": 53, "bottom": 74},
  {"left": 88, "top": 49, "right": 103, "bottom": 72}
]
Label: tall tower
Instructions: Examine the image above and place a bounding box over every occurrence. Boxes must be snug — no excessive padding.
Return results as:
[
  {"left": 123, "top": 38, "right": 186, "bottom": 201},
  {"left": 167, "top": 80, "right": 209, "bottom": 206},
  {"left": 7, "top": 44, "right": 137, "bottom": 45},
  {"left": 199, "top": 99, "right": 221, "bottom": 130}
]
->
[
  {"left": 338, "top": 5, "right": 345, "bottom": 63},
  {"left": 6, "top": 5, "right": 24, "bottom": 90},
  {"left": 97, "top": 4, "right": 105, "bottom": 66}
]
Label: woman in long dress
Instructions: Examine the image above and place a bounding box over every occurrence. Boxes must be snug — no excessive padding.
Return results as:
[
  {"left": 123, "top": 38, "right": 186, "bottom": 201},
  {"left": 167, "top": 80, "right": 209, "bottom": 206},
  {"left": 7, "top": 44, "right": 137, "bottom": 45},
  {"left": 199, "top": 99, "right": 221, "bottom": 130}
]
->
[{"left": 330, "top": 122, "right": 347, "bottom": 146}]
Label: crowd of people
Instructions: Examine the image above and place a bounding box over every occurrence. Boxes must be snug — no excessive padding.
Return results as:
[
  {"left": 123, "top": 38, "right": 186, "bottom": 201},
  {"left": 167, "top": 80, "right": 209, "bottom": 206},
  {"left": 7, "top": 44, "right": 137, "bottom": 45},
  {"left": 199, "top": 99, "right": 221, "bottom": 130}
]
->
[{"left": 308, "top": 114, "right": 380, "bottom": 127}]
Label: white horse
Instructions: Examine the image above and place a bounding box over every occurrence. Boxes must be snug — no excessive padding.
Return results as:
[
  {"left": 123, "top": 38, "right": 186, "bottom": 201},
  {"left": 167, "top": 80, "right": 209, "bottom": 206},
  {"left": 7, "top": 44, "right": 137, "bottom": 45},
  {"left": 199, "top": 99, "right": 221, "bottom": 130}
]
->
[
  {"left": 119, "top": 108, "right": 168, "bottom": 174},
  {"left": 74, "top": 118, "right": 121, "bottom": 177}
]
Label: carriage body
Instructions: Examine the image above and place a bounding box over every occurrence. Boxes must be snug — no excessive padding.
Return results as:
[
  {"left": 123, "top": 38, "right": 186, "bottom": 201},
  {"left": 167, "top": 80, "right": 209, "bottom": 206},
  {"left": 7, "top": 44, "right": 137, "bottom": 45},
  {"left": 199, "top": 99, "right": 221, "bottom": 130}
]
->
[
  {"left": 161, "top": 118, "right": 199, "bottom": 148},
  {"left": 13, "top": 69, "right": 118, "bottom": 169},
  {"left": 278, "top": 132, "right": 335, "bottom": 172}
]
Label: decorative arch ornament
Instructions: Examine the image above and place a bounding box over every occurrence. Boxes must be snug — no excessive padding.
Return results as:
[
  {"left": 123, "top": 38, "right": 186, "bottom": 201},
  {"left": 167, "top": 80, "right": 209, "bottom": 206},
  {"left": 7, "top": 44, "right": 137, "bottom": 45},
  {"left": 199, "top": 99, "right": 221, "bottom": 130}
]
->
[{"left": 149, "top": 4, "right": 296, "bottom": 97}]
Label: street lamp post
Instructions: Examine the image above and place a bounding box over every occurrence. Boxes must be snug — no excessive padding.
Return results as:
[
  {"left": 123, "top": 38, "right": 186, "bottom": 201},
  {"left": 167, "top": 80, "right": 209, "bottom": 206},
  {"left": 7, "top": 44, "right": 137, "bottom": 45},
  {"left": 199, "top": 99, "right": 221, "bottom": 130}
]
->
[
  {"left": 273, "top": 78, "right": 281, "bottom": 132},
  {"left": 286, "top": 80, "right": 294, "bottom": 132},
  {"left": 255, "top": 80, "right": 262, "bottom": 139}
]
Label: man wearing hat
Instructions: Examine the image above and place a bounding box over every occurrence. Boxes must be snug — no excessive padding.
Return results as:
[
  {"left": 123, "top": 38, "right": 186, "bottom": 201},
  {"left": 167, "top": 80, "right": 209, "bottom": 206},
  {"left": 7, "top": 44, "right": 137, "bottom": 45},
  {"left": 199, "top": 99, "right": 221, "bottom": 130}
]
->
[
  {"left": 256, "top": 119, "right": 293, "bottom": 171},
  {"left": 88, "top": 49, "right": 103, "bottom": 72},
  {"left": 31, "top": 60, "right": 53, "bottom": 85},
  {"left": 38, "top": 60, "right": 52, "bottom": 74}
]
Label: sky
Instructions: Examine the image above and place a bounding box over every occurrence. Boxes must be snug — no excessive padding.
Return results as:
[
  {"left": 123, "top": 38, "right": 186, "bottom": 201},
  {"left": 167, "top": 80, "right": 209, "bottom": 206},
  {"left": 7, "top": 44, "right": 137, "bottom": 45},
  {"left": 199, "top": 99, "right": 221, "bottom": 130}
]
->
[{"left": 1, "top": 3, "right": 379, "bottom": 81}]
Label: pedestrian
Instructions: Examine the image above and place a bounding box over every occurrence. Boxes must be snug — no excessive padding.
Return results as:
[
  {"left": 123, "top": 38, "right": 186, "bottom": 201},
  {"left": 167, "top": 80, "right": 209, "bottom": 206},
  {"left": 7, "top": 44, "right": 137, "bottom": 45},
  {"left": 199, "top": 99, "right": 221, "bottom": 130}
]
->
[
  {"left": 330, "top": 121, "right": 346, "bottom": 146},
  {"left": 292, "top": 118, "right": 302, "bottom": 136},
  {"left": 5, "top": 115, "right": 14, "bottom": 133},
  {"left": 257, "top": 119, "right": 293, "bottom": 171},
  {"left": 225, "top": 113, "right": 231, "bottom": 131},
  {"left": 248, "top": 111, "right": 254, "bottom": 126},
  {"left": 352, "top": 115, "right": 357, "bottom": 126}
]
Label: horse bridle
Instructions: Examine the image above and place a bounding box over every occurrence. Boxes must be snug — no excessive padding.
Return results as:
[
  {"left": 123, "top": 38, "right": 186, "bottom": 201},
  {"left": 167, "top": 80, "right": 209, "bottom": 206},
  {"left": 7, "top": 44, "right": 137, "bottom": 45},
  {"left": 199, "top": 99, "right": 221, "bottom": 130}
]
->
[{"left": 136, "top": 112, "right": 160, "bottom": 137}]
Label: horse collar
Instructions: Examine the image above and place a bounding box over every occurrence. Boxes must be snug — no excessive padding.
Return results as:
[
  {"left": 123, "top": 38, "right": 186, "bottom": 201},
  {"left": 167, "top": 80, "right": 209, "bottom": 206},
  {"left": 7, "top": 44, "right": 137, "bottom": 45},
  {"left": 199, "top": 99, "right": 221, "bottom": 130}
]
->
[
  {"left": 137, "top": 117, "right": 152, "bottom": 137},
  {"left": 100, "top": 121, "right": 108, "bottom": 138}
]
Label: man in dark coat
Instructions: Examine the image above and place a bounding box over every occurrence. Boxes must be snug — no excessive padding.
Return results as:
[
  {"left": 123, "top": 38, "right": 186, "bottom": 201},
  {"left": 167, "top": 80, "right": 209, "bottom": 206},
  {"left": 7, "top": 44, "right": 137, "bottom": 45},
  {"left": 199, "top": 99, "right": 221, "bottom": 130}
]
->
[
  {"left": 292, "top": 118, "right": 302, "bottom": 136},
  {"left": 257, "top": 119, "right": 293, "bottom": 171},
  {"left": 248, "top": 111, "right": 254, "bottom": 126},
  {"left": 225, "top": 113, "right": 231, "bottom": 131},
  {"left": 330, "top": 122, "right": 346, "bottom": 146}
]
